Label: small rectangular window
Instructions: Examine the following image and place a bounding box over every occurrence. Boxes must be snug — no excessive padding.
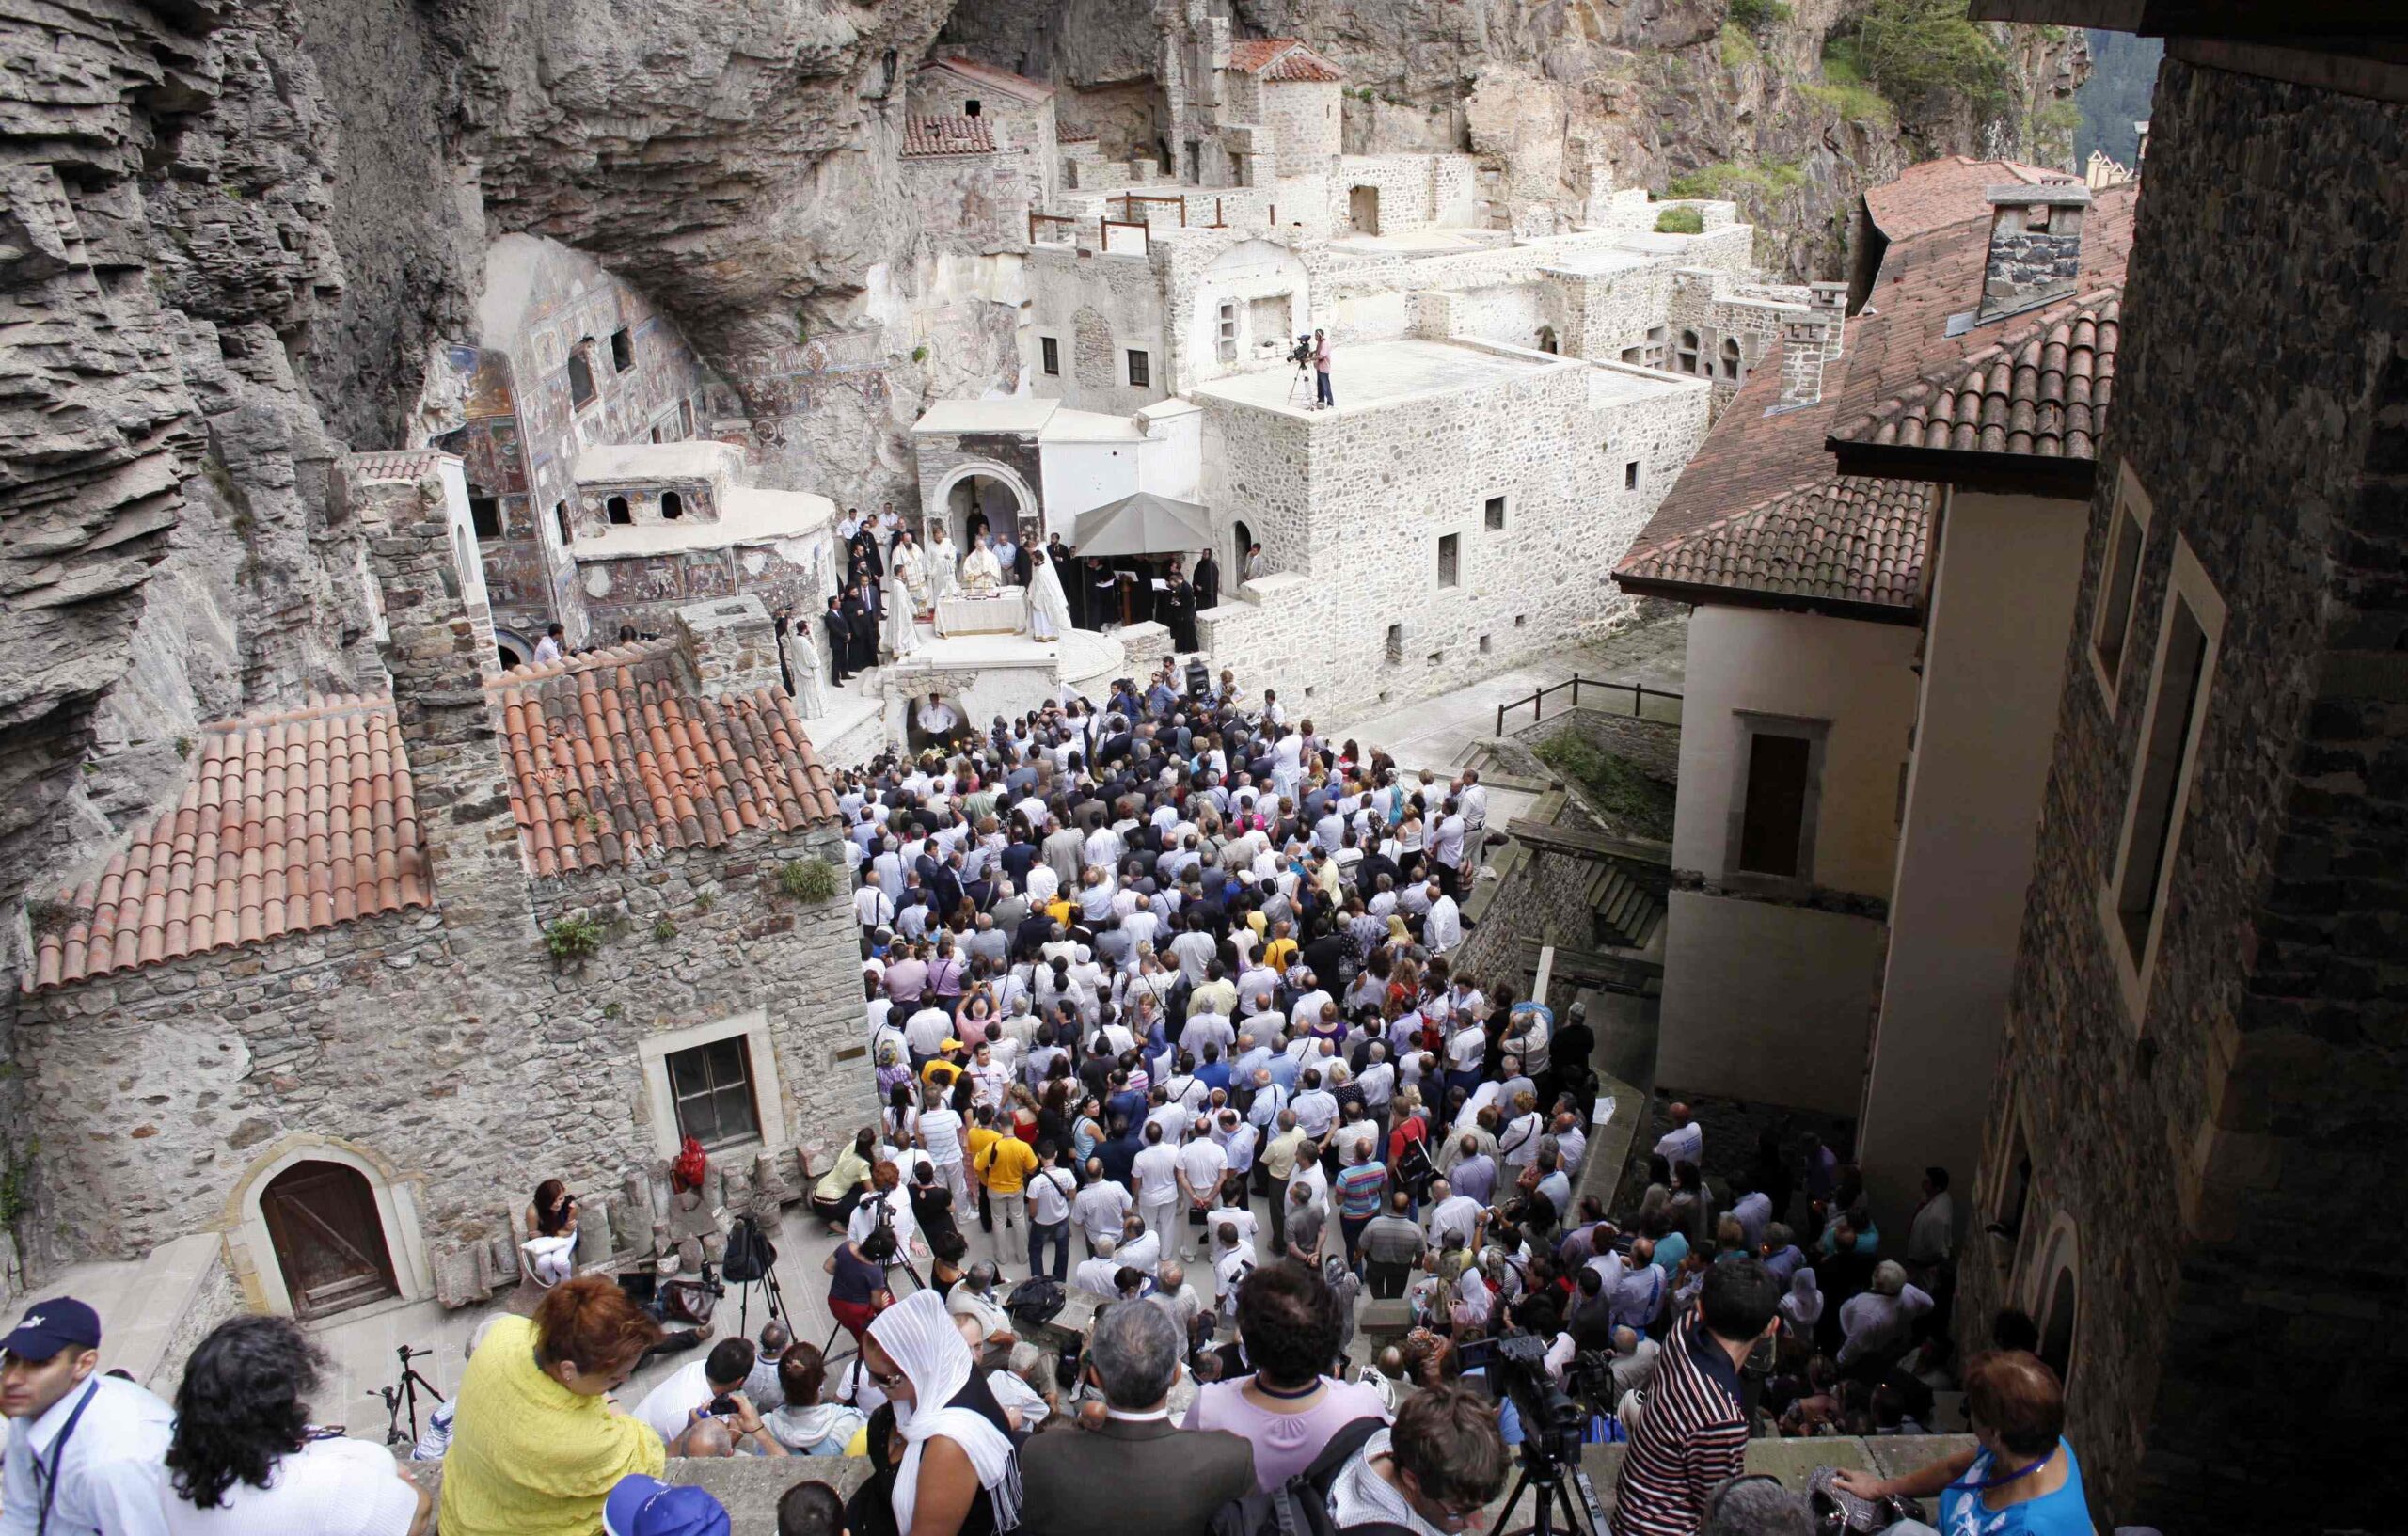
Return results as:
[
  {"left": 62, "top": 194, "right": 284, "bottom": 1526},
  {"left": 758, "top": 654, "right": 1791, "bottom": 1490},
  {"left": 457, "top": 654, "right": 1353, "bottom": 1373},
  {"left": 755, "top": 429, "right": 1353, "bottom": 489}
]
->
[
  {"left": 1625, "top": 461, "right": 1640, "bottom": 491},
  {"left": 1483, "top": 495, "right": 1506, "bottom": 531},
  {"left": 467, "top": 496, "right": 502, "bottom": 540},
  {"left": 1041, "top": 337, "right": 1060, "bottom": 376},
  {"left": 1127, "top": 349, "right": 1150, "bottom": 388},
  {"left": 1737, "top": 731, "right": 1813, "bottom": 878},
  {"left": 610, "top": 327, "right": 633, "bottom": 372},
  {"left": 2091, "top": 466, "right": 2152, "bottom": 702},
  {"left": 666, "top": 1037, "right": 761, "bottom": 1150},
  {"left": 567, "top": 350, "right": 596, "bottom": 408},
  {"left": 1436, "top": 533, "right": 1460, "bottom": 588},
  {"left": 1217, "top": 303, "right": 1238, "bottom": 364},
  {"left": 2113, "top": 590, "right": 2211, "bottom": 959},
  {"left": 1385, "top": 624, "right": 1403, "bottom": 664}
]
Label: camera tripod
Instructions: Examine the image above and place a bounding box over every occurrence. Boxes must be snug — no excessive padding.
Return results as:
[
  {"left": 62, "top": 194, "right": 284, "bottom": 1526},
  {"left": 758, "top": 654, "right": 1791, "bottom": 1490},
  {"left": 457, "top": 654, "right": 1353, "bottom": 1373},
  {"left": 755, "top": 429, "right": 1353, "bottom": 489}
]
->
[
  {"left": 1486, "top": 1433, "right": 1605, "bottom": 1536},
  {"left": 369, "top": 1344, "right": 445, "bottom": 1448},
  {"left": 1287, "top": 360, "right": 1314, "bottom": 408}
]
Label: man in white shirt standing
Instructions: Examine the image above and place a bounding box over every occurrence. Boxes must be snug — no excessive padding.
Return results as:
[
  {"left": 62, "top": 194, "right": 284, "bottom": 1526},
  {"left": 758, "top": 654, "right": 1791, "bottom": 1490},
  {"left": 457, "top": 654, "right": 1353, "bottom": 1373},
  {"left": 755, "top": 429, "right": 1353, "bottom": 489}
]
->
[
  {"left": 1071, "top": 1159, "right": 1133, "bottom": 1258},
  {"left": 1422, "top": 880, "right": 1464, "bottom": 954},
  {"left": 1131, "top": 1123, "right": 1182, "bottom": 1244},
  {"left": 0, "top": 1298, "right": 174, "bottom": 1536},
  {"left": 1653, "top": 1101, "right": 1703, "bottom": 1169},
  {"left": 1175, "top": 1123, "right": 1229, "bottom": 1254}
]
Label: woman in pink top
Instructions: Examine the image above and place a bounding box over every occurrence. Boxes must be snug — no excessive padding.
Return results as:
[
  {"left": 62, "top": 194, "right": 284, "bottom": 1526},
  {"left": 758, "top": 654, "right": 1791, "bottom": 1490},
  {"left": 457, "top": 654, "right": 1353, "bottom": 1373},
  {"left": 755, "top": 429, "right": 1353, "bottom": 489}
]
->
[{"left": 1182, "top": 1259, "right": 1389, "bottom": 1489}]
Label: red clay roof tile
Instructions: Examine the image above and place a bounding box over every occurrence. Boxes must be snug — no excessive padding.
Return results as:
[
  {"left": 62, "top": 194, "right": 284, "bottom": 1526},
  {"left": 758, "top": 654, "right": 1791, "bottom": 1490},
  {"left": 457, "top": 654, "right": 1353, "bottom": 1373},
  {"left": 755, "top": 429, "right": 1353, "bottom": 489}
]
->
[
  {"left": 484, "top": 640, "right": 840, "bottom": 877},
  {"left": 901, "top": 115, "right": 999, "bottom": 158},
  {"left": 26, "top": 694, "right": 434, "bottom": 993},
  {"left": 1614, "top": 169, "right": 2136, "bottom": 614},
  {"left": 1228, "top": 39, "right": 1344, "bottom": 82}
]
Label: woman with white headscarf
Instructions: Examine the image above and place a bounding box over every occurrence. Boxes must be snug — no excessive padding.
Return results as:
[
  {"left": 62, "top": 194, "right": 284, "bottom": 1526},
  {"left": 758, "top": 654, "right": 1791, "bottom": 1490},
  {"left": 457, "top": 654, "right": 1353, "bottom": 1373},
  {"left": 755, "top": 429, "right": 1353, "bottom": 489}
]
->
[
  {"left": 863, "top": 1289, "right": 1022, "bottom": 1536},
  {"left": 1779, "top": 1265, "right": 1824, "bottom": 1338}
]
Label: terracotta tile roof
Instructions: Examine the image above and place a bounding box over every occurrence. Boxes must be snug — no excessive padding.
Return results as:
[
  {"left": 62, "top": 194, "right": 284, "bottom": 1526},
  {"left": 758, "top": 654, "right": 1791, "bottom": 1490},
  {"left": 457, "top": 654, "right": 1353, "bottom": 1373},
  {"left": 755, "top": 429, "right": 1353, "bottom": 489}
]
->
[
  {"left": 487, "top": 641, "right": 840, "bottom": 878},
  {"left": 1861, "top": 155, "right": 2077, "bottom": 243},
  {"left": 901, "top": 114, "right": 998, "bottom": 158},
  {"left": 1616, "top": 478, "right": 1934, "bottom": 614},
  {"left": 1228, "top": 39, "right": 1344, "bottom": 82},
  {"left": 1058, "top": 130, "right": 1099, "bottom": 143},
  {"left": 918, "top": 55, "right": 1055, "bottom": 103},
  {"left": 338, "top": 449, "right": 452, "bottom": 485},
  {"left": 1833, "top": 293, "right": 2119, "bottom": 461},
  {"left": 27, "top": 695, "right": 432, "bottom": 992},
  {"left": 1614, "top": 175, "right": 2136, "bottom": 614}
]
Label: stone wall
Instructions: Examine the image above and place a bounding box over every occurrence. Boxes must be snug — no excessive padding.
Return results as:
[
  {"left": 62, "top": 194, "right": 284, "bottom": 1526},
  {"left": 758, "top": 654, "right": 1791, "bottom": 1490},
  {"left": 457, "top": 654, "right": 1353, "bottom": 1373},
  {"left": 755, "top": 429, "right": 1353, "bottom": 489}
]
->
[
  {"left": 1263, "top": 80, "right": 1342, "bottom": 176},
  {"left": 1960, "top": 56, "right": 2408, "bottom": 1532},
  {"left": 1029, "top": 248, "right": 1167, "bottom": 413},
  {"left": 7, "top": 469, "right": 872, "bottom": 1304},
  {"left": 1513, "top": 706, "right": 1683, "bottom": 785},
  {"left": 1196, "top": 352, "right": 1709, "bottom": 720}
]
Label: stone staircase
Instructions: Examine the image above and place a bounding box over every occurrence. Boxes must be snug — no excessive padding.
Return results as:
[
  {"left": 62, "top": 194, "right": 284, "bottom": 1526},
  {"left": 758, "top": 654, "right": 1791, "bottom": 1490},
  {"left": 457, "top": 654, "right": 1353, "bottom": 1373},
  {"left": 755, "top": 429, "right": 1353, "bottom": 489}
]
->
[
  {"left": 18, "top": 1232, "right": 235, "bottom": 1392},
  {"left": 1587, "top": 858, "right": 1665, "bottom": 951}
]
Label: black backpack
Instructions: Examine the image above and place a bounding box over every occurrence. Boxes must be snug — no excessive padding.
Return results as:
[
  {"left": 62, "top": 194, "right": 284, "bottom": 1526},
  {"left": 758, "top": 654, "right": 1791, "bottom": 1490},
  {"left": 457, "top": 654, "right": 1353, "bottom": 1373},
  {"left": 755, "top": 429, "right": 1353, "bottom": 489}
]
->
[
  {"left": 1205, "top": 1415, "right": 1415, "bottom": 1536},
  {"left": 721, "top": 1212, "right": 777, "bottom": 1284},
  {"left": 1004, "top": 1275, "right": 1068, "bottom": 1327}
]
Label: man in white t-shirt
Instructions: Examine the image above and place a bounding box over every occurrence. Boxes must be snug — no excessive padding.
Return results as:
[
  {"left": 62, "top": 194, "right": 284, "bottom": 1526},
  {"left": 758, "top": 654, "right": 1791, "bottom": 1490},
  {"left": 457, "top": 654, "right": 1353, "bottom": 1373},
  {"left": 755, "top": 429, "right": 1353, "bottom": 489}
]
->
[
  {"left": 920, "top": 1098, "right": 970, "bottom": 1211},
  {"left": 633, "top": 1338, "right": 768, "bottom": 1448},
  {"left": 1131, "top": 1123, "right": 1182, "bottom": 1243},
  {"left": 1070, "top": 1160, "right": 1133, "bottom": 1256},
  {"left": 1653, "top": 1102, "right": 1703, "bottom": 1169},
  {"left": 1175, "top": 1127, "right": 1229, "bottom": 1238}
]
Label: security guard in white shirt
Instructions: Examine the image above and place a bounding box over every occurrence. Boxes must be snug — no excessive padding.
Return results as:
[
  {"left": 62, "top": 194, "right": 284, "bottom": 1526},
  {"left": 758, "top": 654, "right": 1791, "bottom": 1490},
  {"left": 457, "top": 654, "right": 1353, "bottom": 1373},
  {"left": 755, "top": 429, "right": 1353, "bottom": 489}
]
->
[{"left": 1, "top": 1297, "right": 174, "bottom": 1536}]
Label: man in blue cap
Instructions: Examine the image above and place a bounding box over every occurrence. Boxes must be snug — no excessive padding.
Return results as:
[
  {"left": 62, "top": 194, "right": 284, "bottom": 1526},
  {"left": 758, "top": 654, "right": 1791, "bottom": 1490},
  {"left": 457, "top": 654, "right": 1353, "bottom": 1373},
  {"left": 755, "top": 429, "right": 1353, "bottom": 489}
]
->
[
  {"left": 0, "top": 1295, "right": 174, "bottom": 1536},
  {"left": 602, "top": 1472, "right": 734, "bottom": 1536}
]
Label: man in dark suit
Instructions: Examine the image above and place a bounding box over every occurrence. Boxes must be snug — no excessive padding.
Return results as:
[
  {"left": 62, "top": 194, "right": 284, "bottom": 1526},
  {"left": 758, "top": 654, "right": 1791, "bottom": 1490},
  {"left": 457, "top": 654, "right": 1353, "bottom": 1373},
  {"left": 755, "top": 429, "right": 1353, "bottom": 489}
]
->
[{"left": 1018, "top": 1299, "right": 1254, "bottom": 1536}]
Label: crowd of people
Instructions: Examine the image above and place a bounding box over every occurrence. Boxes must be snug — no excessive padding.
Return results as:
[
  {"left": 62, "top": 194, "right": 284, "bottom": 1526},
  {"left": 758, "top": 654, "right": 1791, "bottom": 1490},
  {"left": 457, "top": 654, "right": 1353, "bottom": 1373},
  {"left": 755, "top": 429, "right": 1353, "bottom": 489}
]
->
[{"left": 0, "top": 670, "right": 2090, "bottom": 1536}]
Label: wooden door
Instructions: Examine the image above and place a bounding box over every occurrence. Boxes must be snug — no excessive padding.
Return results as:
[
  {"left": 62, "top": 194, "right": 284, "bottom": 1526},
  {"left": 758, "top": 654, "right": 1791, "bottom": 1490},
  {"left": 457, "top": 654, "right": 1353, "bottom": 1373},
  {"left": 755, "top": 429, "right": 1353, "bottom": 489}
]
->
[{"left": 261, "top": 1162, "right": 398, "bottom": 1319}]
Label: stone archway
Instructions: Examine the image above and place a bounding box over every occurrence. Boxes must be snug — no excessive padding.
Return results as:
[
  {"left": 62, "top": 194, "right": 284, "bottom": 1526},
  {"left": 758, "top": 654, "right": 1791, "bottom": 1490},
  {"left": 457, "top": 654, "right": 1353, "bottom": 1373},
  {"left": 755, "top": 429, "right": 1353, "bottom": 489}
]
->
[
  {"left": 223, "top": 1136, "right": 435, "bottom": 1319},
  {"left": 928, "top": 460, "right": 1038, "bottom": 557}
]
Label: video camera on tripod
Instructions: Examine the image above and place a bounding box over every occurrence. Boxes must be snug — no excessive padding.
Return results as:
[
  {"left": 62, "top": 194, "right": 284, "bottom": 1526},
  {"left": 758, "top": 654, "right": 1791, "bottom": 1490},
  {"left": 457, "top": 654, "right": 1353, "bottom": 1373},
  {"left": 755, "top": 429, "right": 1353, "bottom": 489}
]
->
[
  {"left": 1458, "top": 1332, "right": 1608, "bottom": 1536},
  {"left": 1288, "top": 334, "right": 1314, "bottom": 370}
]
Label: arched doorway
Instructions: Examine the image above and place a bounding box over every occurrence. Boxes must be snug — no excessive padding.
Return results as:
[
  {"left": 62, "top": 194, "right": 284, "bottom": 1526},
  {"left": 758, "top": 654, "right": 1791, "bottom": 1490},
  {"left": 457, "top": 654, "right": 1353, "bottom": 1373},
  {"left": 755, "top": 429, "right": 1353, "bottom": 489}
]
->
[
  {"left": 261, "top": 1160, "right": 399, "bottom": 1320},
  {"left": 943, "top": 471, "right": 1029, "bottom": 557},
  {"left": 2038, "top": 1264, "right": 2077, "bottom": 1388},
  {"left": 495, "top": 628, "right": 531, "bottom": 671},
  {"left": 1232, "top": 519, "right": 1254, "bottom": 577}
]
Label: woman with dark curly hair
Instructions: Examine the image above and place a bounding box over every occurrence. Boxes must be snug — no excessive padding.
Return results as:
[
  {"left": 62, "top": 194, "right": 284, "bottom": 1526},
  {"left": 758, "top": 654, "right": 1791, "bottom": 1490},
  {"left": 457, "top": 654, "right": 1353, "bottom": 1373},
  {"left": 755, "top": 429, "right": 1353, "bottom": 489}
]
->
[{"left": 162, "top": 1314, "right": 429, "bottom": 1534}]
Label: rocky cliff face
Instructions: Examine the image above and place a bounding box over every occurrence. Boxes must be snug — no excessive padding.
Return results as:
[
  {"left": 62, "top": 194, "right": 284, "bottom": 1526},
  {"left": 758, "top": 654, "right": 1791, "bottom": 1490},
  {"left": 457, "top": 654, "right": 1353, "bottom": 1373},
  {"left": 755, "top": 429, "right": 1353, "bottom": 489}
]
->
[
  {"left": 0, "top": 0, "right": 949, "bottom": 938},
  {"left": 945, "top": 0, "right": 2084, "bottom": 282}
]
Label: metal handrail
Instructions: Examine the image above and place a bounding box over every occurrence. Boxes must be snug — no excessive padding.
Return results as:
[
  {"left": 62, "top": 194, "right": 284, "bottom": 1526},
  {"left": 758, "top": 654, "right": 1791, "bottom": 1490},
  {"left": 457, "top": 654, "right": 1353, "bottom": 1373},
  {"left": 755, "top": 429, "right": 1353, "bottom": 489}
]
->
[{"left": 1496, "top": 675, "right": 1682, "bottom": 736}]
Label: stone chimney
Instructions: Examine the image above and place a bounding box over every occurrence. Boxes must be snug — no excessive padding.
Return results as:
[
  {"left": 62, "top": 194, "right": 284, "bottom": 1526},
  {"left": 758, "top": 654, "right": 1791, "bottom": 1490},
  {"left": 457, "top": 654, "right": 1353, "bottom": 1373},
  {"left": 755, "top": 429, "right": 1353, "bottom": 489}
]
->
[
  {"left": 336, "top": 450, "right": 520, "bottom": 921},
  {"left": 1776, "top": 315, "right": 1837, "bottom": 410},
  {"left": 673, "top": 594, "right": 784, "bottom": 699},
  {"left": 1979, "top": 183, "right": 2091, "bottom": 322},
  {"left": 1809, "top": 281, "right": 1849, "bottom": 359}
]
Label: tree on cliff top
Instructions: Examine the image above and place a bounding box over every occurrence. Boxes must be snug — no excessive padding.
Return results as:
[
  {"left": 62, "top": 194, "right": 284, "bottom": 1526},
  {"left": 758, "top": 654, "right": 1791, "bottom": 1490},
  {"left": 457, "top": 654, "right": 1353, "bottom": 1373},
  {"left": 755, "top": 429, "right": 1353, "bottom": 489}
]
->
[{"left": 1845, "top": 0, "right": 2011, "bottom": 119}]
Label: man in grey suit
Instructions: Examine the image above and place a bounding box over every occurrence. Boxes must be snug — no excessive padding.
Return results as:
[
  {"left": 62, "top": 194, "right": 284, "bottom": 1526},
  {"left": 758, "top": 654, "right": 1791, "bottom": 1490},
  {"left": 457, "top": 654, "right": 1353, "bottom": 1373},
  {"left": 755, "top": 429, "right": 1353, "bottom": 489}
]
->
[{"left": 1018, "top": 1298, "right": 1255, "bottom": 1536}]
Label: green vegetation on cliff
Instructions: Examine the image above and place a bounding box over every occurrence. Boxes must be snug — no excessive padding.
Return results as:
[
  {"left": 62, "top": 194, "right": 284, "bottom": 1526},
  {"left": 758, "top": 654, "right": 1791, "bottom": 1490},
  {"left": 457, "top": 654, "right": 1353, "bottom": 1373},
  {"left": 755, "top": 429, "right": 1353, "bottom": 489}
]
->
[
  {"left": 1837, "top": 0, "right": 2012, "bottom": 118},
  {"left": 1667, "top": 158, "right": 1805, "bottom": 201}
]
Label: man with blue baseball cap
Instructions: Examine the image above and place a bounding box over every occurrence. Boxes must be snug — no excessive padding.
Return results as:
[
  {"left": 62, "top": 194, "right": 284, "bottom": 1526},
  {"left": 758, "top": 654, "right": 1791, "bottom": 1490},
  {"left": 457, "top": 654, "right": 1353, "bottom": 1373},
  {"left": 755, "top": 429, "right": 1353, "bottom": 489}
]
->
[
  {"left": 1, "top": 1296, "right": 174, "bottom": 1536},
  {"left": 601, "top": 1473, "right": 733, "bottom": 1536}
]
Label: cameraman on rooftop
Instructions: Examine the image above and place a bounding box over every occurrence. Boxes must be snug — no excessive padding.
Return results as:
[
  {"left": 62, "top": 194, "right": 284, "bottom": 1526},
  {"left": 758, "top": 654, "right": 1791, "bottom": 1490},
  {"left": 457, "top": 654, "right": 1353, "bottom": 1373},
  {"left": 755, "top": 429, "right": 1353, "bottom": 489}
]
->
[{"left": 1313, "top": 329, "right": 1334, "bottom": 409}]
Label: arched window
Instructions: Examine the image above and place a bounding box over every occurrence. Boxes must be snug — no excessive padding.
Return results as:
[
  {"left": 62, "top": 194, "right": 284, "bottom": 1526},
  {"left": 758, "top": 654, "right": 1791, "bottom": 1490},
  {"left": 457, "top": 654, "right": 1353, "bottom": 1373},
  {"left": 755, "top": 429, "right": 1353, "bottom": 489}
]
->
[
  {"left": 555, "top": 501, "right": 572, "bottom": 545},
  {"left": 1677, "top": 329, "right": 1702, "bottom": 375},
  {"left": 607, "top": 495, "right": 631, "bottom": 525},
  {"left": 1719, "top": 337, "right": 1742, "bottom": 380},
  {"left": 1537, "top": 325, "right": 1560, "bottom": 356},
  {"left": 567, "top": 344, "right": 596, "bottom": 408},
  {"left": 660, "top": 490, "right": 684, "bottom": 519}
]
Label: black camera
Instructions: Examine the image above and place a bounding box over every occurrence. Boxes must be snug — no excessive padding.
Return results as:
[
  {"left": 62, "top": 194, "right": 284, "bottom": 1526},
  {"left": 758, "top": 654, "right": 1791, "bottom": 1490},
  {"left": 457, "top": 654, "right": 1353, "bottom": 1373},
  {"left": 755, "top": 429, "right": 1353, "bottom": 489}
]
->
[
  {"left": 707, "top": 1393, "right": 740, "bottom": 1417},
  {"left": 1288, "top": 335, "right": 1313, "bottom": 369},
  {"left": 1466, "top": 1333, "right": 1586, "bottom": 1464}
]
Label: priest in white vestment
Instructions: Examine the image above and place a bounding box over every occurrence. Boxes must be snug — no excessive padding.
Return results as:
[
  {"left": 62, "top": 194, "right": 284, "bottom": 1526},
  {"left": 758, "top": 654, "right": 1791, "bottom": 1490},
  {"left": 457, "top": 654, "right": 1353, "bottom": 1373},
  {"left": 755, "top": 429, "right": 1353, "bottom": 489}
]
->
[
  {"left": 958, "top": 534, "right": 1004, "bottom": 595},
  {"left": 1027, "top": 551, "right": 1073, "bottom": 642},
  {"left": 884, "top": 569, "right": 919, "bottom": 659},
  {"left": 929, "top": 529, "right": 959, "bottom": 605},
  {"left": 893, "top": 534, "right": 930, "bottom": 611}
]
